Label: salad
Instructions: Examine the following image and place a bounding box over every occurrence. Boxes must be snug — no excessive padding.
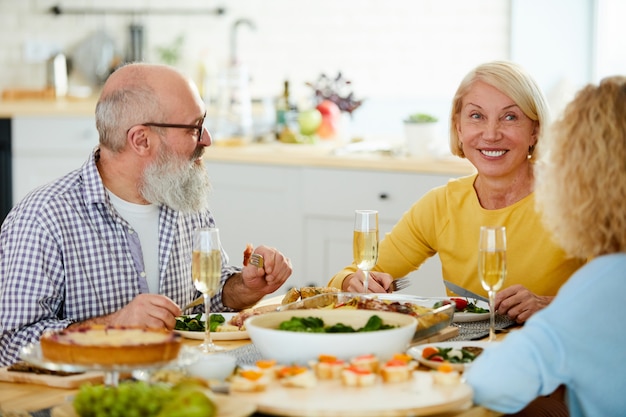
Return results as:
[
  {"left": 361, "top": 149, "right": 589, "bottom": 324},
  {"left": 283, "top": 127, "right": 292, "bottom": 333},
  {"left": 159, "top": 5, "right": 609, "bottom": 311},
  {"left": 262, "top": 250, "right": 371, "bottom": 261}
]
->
[
  {"left": 433, "top": 298, "right": 489, "bottom": 314},
  {"left": 421, "top": 345, "right": 482, "bottom": 364}
]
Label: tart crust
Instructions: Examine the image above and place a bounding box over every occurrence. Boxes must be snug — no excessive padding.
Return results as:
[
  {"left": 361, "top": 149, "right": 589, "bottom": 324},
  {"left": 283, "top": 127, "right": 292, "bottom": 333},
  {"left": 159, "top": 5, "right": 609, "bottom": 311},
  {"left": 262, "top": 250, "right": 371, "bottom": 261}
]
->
[{"left": 39, "top": 325, "right": 182, "bottom": 366}]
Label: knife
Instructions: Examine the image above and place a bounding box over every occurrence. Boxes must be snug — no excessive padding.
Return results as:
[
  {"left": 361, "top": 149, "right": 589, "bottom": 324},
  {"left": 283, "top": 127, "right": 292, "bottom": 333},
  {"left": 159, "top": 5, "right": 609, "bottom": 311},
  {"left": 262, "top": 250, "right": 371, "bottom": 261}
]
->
[{"left": 443, "top": 280, "right": 489, "bottom": 303}]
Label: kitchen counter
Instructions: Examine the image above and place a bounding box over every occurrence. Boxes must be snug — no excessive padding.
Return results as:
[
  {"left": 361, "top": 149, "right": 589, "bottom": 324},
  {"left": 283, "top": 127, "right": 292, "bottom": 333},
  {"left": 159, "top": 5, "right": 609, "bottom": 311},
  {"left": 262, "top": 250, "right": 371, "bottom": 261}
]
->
[
  {"left": 0, "top": 97, "right": 98, "bottom": 117},
  {"left": 205, "top": 142, "right": 475, "bottom": 175},
  {"left": 0, "top": 97, "right": 474, "bottom": 176}
]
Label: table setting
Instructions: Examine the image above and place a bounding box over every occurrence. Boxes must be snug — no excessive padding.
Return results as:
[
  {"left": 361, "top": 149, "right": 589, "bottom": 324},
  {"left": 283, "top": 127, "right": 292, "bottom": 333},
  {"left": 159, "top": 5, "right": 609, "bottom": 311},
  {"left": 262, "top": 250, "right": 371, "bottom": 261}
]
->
[{"left": 0, "top": 222, "right": 513, "bottom": 417}]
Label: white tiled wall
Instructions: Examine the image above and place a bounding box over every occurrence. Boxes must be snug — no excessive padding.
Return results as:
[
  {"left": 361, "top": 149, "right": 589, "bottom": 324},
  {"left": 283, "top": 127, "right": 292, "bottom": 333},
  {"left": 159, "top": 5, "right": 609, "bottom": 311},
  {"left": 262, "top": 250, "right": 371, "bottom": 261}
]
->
[{"left": 0, "top": 0, "right": 510, "bottom": 136}]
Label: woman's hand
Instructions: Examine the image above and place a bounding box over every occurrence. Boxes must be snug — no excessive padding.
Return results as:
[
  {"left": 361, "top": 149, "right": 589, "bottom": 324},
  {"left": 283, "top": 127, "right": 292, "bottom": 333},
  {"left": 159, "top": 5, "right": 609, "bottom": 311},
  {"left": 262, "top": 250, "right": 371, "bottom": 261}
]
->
[
  {"left": 342, "top": 271, "right": 394, "bottom": 293},
  {"left": 495, "top": 284, "right": 552, "bottom": 323}
]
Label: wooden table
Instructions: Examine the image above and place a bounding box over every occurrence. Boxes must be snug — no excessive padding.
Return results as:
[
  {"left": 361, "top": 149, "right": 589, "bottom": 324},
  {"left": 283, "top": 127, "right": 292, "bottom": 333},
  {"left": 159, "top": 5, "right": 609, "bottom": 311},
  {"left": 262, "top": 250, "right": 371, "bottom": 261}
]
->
[{"left": 0, "top": 297, "right": 507, "bottom": 416}]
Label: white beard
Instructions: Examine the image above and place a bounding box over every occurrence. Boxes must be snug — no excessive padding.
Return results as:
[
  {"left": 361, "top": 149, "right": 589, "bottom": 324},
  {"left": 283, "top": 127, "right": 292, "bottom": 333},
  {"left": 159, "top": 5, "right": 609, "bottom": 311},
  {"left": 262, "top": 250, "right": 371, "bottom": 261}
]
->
[{"left": 140, "top": 144, "right": 210, "bottom": 213}]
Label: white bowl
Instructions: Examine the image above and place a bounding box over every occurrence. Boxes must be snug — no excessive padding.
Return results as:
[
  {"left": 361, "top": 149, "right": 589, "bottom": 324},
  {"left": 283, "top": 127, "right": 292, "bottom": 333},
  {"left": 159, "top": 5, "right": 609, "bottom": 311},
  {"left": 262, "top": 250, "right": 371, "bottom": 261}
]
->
[
  {"left": 185, "top": 353, "right": 237, "bottom": 381},
  {"left": 246, "top": 309, "right": 418, "bottom": 364}
]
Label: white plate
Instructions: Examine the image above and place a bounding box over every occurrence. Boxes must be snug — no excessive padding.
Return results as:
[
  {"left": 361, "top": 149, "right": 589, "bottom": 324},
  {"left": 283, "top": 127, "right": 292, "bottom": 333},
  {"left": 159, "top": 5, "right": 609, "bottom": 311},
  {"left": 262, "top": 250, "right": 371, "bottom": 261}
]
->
[
  {"left": 408, "top": 341, "right": 496, "bottom": 372},
  {"left": 175, "top": 313, "right": 249, "bottom": 341},
  {"left": 452, "top": 300, "right": 491, "bottom": 323}
]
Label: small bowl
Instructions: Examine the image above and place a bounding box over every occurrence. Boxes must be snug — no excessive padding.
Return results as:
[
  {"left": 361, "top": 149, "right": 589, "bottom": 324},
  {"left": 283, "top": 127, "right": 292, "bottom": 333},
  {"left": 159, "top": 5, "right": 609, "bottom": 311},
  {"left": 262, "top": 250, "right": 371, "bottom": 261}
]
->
[
  {"left": 185, "top": 353, "right": 237, "bottom": 381},
  {"left": 246, "top": 309, "right": 417, "bottom": 364}
]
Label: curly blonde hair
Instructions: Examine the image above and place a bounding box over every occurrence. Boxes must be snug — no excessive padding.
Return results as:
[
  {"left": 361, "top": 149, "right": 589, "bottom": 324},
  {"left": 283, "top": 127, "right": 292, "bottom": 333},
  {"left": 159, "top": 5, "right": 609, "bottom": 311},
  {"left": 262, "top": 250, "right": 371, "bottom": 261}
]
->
[
  {"left": 535, "top": 76, "right": 626, "bottom": 258},
  {"left": 449, "top": 61, "right": 549, "bottom": 163}
]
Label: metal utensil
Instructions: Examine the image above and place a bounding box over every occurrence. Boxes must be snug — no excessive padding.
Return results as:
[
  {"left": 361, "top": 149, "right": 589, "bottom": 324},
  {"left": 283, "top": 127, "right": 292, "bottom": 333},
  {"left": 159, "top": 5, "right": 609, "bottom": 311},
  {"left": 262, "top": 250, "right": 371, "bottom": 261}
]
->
[
  {"left": 248, "top": 253, "right": 264, "bottom": 268},
  {"left": 182, "top": 295, "right": 204, "bottom": 312},
  {"left": 443, "top": 280, "right": 489, "bottom": 303},
  {"left": 389, "top": 276, "right": 411, "bottom": 292}
]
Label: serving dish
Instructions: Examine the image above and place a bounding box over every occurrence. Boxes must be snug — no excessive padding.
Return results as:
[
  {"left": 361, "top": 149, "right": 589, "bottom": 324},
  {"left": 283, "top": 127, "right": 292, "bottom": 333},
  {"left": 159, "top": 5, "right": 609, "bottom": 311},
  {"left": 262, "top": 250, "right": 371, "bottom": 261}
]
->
[
  {"left": 408, "top": 341, "right": 497, "bottom": 372},
  {"left": 231, "top": 373, "right": 472, "bottom": 417},
  {"left": 246, "top": 309, "right": 417, "bottom": 364},
  {"left": 278, "top": 292, "right": 455, "bottom": 341}
]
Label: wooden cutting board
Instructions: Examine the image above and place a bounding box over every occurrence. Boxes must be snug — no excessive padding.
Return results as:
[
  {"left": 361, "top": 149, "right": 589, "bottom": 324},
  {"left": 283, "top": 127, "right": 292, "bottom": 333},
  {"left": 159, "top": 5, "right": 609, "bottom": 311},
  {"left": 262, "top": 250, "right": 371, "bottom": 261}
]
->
[
  {"left": 232, "top": 375, "right": 472, "bottom": 417},
  {"left": 0, "top": 367, "right": 103, "bottom": 389}
]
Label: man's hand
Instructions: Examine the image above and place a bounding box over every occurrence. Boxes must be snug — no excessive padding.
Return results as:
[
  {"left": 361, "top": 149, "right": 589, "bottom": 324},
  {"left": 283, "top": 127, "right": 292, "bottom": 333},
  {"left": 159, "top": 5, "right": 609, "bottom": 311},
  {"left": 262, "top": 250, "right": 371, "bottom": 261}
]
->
[
  {"left": 342, "top": 271, "right": 394, "bottom": 293},
  {"left": 222, "top": 245, "right": 292, "bottom": 309},
  {"left": 71, "top": 294, "right": 182, "bottom": 330},
  {"left": 495, "top": 284, "right": 552, "bottom": 323}
]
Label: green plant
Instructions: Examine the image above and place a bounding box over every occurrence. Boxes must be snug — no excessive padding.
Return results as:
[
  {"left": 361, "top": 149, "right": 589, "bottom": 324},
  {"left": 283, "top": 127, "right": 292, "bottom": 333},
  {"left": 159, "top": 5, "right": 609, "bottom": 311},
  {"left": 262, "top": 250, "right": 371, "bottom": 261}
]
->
[
  {"left": 404, "top": 113, "right": 438, "bottom": 123},
  {"left": 155, "top": 34, "right": 185, "bottom": 65}
]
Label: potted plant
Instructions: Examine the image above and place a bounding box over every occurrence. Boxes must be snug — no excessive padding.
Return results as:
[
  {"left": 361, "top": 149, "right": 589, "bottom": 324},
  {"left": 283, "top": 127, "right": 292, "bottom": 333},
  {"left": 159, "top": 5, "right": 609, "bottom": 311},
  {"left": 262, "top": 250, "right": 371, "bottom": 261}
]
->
[{"left": 403, "top": 112, "right": 440, "bottom": 158}]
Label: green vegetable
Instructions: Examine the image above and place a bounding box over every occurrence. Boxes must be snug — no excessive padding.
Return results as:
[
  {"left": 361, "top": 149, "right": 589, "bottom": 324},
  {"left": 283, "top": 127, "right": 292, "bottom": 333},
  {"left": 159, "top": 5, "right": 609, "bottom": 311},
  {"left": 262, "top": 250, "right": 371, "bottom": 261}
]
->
[
  {"left": 209, "top": 314, "right": 225, "bottom": 332},
  {"left": 174, "top": 313, "right": 226, "bottom": 332},
  {"left": 404, "top": 113, "right": 438, "bottom": 123},
  {"left": 464, "top": 303, "right": 489, "bottom": 314},
  {"left": 278, "top": 315, "right": 396, "bottom": 333},
  {"left": 278, "top": 316, "right": 325, "bottom": 332}
]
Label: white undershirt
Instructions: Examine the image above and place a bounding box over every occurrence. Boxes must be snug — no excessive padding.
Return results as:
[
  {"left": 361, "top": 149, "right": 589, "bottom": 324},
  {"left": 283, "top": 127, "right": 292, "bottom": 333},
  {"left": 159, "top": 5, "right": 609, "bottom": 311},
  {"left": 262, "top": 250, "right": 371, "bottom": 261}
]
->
[{"left": 107, "top": 190, "right": 160, "bottom": 293}]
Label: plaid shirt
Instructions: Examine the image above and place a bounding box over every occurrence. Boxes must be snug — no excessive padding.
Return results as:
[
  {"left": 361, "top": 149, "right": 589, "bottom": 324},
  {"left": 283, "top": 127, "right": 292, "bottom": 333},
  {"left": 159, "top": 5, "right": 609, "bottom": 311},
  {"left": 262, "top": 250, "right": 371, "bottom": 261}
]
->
[{"left": 0, "top": 149, "right": 240, "bottom": 366}]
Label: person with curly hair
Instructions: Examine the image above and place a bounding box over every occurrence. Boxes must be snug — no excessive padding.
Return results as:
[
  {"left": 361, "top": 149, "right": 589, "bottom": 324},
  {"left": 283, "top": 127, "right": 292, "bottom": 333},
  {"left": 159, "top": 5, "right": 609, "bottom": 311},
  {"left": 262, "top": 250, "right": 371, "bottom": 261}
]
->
[
  {"left": 330, "top": 61, "right": 585, "bottom": 323},
  {"left": 466, "top": 75, "right": 626, "bottom": 416}
]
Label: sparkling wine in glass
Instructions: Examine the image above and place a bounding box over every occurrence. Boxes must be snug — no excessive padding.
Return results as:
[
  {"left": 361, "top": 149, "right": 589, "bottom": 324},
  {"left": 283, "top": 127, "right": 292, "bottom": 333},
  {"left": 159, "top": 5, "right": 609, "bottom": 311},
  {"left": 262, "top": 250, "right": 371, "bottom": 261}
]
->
[
  {"left": 353, "top": 210, "right": 379, "bottom": 293},
  {"left": 192, "top": 227, "right": 225, "bottom": 353},
  {"left": 478, "top": 226, "right": 507, "bottom": 341}
]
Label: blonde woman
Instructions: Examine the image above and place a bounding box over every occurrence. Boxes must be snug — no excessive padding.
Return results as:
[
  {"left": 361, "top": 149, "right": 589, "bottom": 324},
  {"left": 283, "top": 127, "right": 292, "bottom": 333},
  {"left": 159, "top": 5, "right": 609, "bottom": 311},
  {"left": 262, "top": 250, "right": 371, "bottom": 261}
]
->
[
  {"left": 466, "top": 76, "right": 626, "bottom": 416},
  {"left": 330, "top": 61, "right": 585, "bottom": 323}
]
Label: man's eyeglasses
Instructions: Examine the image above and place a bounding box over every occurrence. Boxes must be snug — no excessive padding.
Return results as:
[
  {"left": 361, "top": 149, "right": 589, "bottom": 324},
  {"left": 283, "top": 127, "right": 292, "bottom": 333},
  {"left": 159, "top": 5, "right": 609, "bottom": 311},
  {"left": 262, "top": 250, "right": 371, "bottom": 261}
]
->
[{"left": 140, "top": 112, "right": 207, "bottom": 141}]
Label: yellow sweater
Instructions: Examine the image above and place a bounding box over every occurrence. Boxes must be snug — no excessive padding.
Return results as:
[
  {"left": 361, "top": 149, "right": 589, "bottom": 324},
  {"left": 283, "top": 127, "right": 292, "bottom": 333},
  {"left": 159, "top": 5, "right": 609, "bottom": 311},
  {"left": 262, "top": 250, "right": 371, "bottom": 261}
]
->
[{"left": 329, "top": 174, "right": 584, "bottom": 297}]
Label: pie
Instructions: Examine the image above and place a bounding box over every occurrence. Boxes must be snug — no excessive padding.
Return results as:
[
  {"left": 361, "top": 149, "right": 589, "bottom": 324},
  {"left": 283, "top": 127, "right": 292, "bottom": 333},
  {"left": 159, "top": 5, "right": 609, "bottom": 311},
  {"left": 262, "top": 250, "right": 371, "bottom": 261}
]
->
[{"left": 39, "top": 325, "right": 182, "bottom": 366}]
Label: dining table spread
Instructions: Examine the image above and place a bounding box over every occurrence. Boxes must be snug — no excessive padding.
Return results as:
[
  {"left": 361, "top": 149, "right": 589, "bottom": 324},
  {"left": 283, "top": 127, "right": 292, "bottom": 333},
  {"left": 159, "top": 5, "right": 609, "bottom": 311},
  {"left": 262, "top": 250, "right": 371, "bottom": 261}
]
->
[{"left": 0, "top": 295, "right": 513, "bottom": 417}]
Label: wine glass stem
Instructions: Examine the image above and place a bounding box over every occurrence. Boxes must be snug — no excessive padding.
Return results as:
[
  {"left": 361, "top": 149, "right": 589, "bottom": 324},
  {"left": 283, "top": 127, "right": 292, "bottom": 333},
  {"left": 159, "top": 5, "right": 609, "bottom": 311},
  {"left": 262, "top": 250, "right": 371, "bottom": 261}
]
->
[
  {"left": 362, "top": 270, "right": 370, "bottom": 293},
  {"left": 203, "top": 293, "right": 215, "bottom": 353},
  {"left": 105, "top": 370, "right": 120, "bottom": 387},
  {"left": 488, "top": 290, "right": 497, "bottom": 341}
]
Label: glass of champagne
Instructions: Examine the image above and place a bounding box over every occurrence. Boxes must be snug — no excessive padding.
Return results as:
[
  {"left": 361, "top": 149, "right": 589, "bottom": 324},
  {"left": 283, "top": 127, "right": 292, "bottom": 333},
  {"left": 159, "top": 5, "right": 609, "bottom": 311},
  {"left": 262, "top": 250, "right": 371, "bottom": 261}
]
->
[
  {"left": 353, "top": 210, "right": 379, "bottom": 293},
  {"left": 478, "top": 226, "right": 507, "bottom": 341},
  {"left": 192, "top": 227, "right": 225, "bottom": 353}
]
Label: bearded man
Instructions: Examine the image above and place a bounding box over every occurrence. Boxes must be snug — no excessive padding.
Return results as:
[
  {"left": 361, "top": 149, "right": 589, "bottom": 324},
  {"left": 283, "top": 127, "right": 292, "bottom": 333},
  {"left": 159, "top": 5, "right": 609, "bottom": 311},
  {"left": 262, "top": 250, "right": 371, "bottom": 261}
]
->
[{"left": 0, "top": 63, "right": 293, "bottom": 366}]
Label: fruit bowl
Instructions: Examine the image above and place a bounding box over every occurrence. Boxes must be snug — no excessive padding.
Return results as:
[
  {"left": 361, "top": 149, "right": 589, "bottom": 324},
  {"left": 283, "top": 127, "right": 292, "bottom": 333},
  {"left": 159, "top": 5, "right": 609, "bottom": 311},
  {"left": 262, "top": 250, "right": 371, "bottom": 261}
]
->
[{"left": 246, "top": 309, "right": 417, "bottom": 365}]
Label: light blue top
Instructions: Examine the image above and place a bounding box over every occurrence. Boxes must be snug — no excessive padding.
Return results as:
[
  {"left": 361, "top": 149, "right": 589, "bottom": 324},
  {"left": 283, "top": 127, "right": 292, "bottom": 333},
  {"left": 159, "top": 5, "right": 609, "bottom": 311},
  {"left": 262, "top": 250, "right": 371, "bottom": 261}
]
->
[{"left": 465, "top": 253, "right": 626, "bottom": 417}]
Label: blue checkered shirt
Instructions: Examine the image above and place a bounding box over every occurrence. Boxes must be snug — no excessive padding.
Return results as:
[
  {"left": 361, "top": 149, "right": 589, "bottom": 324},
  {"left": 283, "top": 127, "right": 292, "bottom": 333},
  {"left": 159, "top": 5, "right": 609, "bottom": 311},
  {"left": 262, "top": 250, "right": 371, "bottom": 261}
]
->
[{"left": 0, "top": 149, "right": 240, "bottom": 365}]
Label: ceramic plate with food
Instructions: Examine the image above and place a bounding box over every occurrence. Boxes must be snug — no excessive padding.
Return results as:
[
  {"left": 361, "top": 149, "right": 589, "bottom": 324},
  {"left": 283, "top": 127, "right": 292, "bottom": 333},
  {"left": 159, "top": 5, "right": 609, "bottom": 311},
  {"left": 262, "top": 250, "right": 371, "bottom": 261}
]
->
[
  {"left": 408, "top": 341, "right": 495, "bottom": 372},
  {"left": 431, "top": 298, "right": 490, "bottom": 322},
  {"left": 175, "top": 313, "right": 249, "bottom": 341}
]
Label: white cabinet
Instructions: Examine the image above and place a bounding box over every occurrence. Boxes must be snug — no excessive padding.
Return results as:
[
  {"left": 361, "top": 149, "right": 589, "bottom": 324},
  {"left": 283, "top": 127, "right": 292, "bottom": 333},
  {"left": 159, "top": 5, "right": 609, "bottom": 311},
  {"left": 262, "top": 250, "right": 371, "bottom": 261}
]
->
[
  {"left": 205, "top": 162, "right": 460, "bottom": 297},
  {"left": 301, "top": 168, "right": 451, "bottom": 296},
  {"left": 204, "top": 162, "right": 304, "bottom": 290},
  {"left": 12, "top": 116, "right": 98, "bottom": 204}
]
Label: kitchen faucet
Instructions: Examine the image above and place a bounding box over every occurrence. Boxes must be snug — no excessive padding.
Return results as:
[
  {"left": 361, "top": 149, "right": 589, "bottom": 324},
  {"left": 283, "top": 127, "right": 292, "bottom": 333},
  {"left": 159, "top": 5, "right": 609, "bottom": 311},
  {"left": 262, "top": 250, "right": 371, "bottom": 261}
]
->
[{"left": 230, "top": 18, "right": 256, "bottom": 66}]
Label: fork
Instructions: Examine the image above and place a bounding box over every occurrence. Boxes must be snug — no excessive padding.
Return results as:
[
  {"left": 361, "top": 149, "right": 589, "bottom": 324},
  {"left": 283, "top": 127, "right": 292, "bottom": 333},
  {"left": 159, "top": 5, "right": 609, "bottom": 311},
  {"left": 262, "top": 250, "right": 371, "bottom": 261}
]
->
[
  {"left": 248, "top": 253, "right": 264, "bottom": 268},
  {"left": 389, "top": 276, "right": 411, "bottom": 292}
]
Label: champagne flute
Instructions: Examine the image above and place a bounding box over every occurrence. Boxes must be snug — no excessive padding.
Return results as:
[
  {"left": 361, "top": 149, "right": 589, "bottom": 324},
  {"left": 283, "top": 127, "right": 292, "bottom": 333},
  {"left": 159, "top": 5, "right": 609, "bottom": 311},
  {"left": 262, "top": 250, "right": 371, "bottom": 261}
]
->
[
  {"left": 478, "top": 226, "right": 507, "bottom": 341},
  {"left": 353, "top": 210, "right": 379, "bottom": 293},
  {"left": 192, "top": 227, "right": 225, "bottom": 353}
]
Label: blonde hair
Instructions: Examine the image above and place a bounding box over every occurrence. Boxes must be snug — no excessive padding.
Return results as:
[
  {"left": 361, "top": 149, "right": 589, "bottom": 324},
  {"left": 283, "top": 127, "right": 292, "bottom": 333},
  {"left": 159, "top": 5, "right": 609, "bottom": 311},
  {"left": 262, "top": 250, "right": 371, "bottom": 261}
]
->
[
  {"left": 449, "top": 61, "right": 549, "bottom": 163},
  {"left": 535, "top": 75, "right": 626, "bottom": 258}
]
